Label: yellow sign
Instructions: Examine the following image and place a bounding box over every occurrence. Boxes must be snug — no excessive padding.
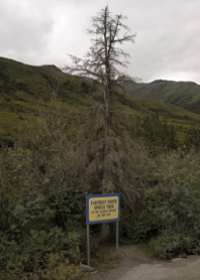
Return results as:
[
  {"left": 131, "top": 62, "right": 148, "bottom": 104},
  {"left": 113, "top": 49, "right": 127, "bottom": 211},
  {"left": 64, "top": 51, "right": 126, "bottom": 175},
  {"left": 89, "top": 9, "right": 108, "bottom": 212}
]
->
[{"left": 87, "top": 194, "right": 120, "bottom": 224}]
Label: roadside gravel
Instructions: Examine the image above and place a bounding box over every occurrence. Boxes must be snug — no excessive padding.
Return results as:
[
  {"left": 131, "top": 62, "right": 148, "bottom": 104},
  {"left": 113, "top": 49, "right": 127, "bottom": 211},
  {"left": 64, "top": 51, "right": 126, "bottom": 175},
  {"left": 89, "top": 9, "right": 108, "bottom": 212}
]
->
[{"left": 89, "top": 245, "right": 200, "bottom": 280}]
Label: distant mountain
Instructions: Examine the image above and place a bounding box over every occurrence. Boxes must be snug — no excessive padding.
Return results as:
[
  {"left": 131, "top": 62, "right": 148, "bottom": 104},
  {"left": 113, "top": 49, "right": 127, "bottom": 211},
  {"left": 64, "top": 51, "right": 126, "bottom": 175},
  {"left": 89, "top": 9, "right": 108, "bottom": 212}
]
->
[
  {"left": 0, "top": 57, "right": 200, "bottom": 145},
  {"left": 123, "top": 78, "right": 200, "bottom": 114}
]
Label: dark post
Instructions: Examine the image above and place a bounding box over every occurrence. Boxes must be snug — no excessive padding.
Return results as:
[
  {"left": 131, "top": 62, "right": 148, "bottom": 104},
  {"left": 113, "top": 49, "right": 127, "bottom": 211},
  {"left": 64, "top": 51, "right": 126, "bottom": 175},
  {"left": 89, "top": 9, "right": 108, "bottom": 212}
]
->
[
  {"left": 87, "top": 224, "right": 90, "bottom": 266},
  {"left": 116, "top": 220, "right": 119, "bottom": 249}
]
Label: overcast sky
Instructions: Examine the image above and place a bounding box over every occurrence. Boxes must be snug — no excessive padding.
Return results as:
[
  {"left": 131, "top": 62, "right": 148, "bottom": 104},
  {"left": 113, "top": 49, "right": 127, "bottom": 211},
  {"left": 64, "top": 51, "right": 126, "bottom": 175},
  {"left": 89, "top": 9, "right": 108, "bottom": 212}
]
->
[{"left": 0, "top": 0, "right": 200, "bottom": 83}]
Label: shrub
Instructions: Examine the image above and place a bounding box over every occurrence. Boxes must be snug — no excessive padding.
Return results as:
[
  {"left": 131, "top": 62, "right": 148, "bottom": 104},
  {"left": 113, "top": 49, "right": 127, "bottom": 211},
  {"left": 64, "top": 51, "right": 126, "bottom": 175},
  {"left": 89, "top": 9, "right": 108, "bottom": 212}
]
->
[
  {"left": 121, "top": 149, "right": 200, "bottom": 259},
  {"left": 0, "top": 114, "right": 86, "bottom": 279}
]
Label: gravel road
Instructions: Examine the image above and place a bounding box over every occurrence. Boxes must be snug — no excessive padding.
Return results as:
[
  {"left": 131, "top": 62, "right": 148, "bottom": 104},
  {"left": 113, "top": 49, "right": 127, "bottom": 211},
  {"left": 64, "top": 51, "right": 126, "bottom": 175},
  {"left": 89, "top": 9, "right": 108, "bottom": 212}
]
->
[{"left": 89, "top": 245, "right": 200, "bottom": 280}]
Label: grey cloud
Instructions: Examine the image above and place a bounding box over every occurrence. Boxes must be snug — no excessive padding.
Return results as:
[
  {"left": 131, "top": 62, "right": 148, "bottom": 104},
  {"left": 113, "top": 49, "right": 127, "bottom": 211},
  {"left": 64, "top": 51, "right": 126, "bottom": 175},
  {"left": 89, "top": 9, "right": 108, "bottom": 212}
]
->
[
  {"left": 0, "top": 0, "right": 54, "bottom": 63},
  {"left": 0, "top": 0, "right": 199, "bottom": 83}
]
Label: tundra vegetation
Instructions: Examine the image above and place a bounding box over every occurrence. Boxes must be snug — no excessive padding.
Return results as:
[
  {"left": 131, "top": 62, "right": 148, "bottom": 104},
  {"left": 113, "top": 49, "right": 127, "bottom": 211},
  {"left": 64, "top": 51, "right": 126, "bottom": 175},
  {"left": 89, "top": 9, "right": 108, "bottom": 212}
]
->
[{"left": 1, "top": 6, "right": 200, "bottom": 280}]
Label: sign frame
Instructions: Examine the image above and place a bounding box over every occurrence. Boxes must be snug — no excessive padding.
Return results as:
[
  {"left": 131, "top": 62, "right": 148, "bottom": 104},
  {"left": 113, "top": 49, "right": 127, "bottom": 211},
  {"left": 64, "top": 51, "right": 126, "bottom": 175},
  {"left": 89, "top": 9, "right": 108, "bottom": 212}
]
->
[
  {"left": 85, "top": 193, "right": 121, "bottom": 266},
  {"left": 86, "top": 193, "right": 120, "bottom": 225}
]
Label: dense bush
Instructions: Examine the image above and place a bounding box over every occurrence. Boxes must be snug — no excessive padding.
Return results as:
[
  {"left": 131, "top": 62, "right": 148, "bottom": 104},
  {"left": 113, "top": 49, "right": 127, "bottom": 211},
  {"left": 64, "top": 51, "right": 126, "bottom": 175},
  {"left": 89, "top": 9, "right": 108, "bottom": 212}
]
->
[
  {"left": 0, "top": 229, "right": 81, "bottom": 279},
  {"left": 0, "top": 115, "right": 86, "bottom": 279},
  {"left": 140, "top": 115, "right": 177, "bottom": 151},
  {"left": 186, "top": 127, "right": 200, "bottom": 149},
  {"left": 121, "top": 149, "right": 200, "bottom": 259}
]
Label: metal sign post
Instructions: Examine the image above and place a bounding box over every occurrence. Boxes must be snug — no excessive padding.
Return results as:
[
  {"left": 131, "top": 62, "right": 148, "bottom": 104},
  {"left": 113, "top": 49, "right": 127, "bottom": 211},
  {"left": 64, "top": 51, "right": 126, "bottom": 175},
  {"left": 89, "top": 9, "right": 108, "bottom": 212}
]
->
[
  {"left": 116, "top": 220, "right": 119, "bottom": 249},
  {"left": 87, "top": 224, "right": 90, "bottom": 266},
  {"left": 86, "top": 193, "right": 120, "bottom": 266}
]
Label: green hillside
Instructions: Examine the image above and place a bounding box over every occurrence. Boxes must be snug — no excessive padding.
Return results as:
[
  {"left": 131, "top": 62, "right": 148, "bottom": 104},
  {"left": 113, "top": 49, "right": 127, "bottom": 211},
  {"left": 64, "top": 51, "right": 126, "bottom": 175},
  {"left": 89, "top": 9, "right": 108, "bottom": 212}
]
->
[
  {"left": 0, "top": 57, "right": 95, "bottom": 143},
  {"left": 0, "top": 57, "right": 200, "bottom": 145},
  {"left": 123, "top": 78, "right": 200, "bottom": 113}
]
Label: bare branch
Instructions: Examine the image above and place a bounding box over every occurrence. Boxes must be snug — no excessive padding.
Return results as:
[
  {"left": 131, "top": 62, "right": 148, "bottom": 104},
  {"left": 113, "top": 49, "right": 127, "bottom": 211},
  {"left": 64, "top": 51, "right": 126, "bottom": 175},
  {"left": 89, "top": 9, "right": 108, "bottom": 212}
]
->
[{"left": 65, "top": 5, "right": 135, "bottom": 87}]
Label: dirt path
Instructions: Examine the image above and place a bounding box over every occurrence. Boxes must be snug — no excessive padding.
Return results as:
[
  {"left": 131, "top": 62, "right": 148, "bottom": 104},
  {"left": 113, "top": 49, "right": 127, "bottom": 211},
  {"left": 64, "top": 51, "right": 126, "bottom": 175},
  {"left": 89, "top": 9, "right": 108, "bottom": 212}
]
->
[{"left": 89, "top": 245, "right": 200, "bottom": 280}]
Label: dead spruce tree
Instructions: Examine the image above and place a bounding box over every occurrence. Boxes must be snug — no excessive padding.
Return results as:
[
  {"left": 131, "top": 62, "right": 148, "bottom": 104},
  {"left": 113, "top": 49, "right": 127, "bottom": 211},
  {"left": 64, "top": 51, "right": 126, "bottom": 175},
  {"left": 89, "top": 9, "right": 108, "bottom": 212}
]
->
[{"left": 66, "top": 6, "right": 135, "bottom": 193}]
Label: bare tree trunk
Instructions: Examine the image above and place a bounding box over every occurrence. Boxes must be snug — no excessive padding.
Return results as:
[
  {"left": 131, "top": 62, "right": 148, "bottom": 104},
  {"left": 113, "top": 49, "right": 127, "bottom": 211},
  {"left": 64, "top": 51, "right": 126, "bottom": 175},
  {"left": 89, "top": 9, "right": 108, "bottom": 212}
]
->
[
  {"left": 102, "top": 72, "right": 112, "bottom": 189},
  {"left": 66, "top": 4, "right": 135, "bottom": 242}
]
